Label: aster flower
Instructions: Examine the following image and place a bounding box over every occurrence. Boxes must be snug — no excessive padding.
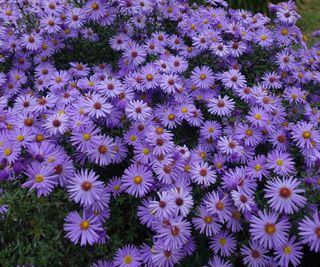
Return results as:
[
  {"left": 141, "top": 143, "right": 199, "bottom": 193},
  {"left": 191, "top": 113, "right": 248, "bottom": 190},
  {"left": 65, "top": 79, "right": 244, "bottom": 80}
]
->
[
  {"left": 0, "top": 141, "right": 21, "bottom": 164},
  {"left": 43, "top": 113, "right": 69, "bottom": 135},
  {"left": 255, "top": 28, "right": 273, "bottom": 47},
  {"left": 205, "top": 255, "right": 232, "bottom": 267},
  {"left": 265, "top": 177, "right": 306, "bottom": 214},
  {"left": 22, "top": 162, "right": 57, "bottom": 197},
  {"left": 190, "top": 161, "right": 216, "bottom": 187},
  {"left": 121, "top": 164, "right": 154, "bottom": 197},
  {"left": 123, "top": 43, "right": 147, "bottom": 66},
  {"left": 87, "top": 136, "right": 116, "bottom": 166},
  {"left": 151, "top": 242, "right": 183, "bottom": 267},
  {"left": 191, "top": 66, "right": 215, "bottom": 89},
  {"left": 125, "top": 100, "right": 152, "bottom": 122},
  {"left": 204, "top": 191, "right": 232, "bottom": 223},
  {"left": 70, "top": 125, "right": 101, "bottom": 153},
  {"left": 247, "top": 107, "right": 269, "bottom": 127},
  {"left": 66, "top": 8, "right": 86, "bottom": 29},
  {"left": 169, "top": 187, "right": 193, "bottom": 217},
  {"left": 250, "top": 210, "right": 290, "bottom": 249},
  {"left": 64, "top": 211, "right": 102, "bottom": 246},
  {"left": 231, "top": 190, "right": 255, "bottom": 212},
  {"left": 208, "top": 95, "right": 235, "bottom": 116},
  {"left": 211, "top": 42, "right": 230, "bottom": 57},
  {"left": 156, "top": 216, "right": 192, "bottom": 250},
  {"left": 192, "top": 205, "right": 221, "bottom": 237},
  {"left": 266, "top": 150, "right": 295, "bottom": 177},
  {"left": 21, "top": 33, "right": 43, "bottom": 51},
  {"left": 274, "top": 236, "right": 303, "bottom": 267},
  {"left": 149, "top": 191, "right": 175, "bottom": 219},
  {"left": 67, "top": 169, "right": 104, "bottom": 207},
  {"left": 220, "top": 69, "right": 246, "bottom": 90},
  {"left": 85, "top": 0, "right": 107, "bottom": 21},
  {"left": 210, "top": 230, "right": 236, "bottom": 257},
  {"left": 217, "top": 136, "right": 244, "bottom": 156},
  {"left": 298, "top": 211, "right": 320, "bottom": 252},
  {"left": 292, "top": 121, "right": 320, "bottom": 149},
  {"left": 240, "top": 240, "right": 269, "bottom": 267},
  {"left": 113, "top": 245, "right": 142, "bottom": 267},
  {"left": 83, "top": 93, "right": 113, "bottom": 119}
]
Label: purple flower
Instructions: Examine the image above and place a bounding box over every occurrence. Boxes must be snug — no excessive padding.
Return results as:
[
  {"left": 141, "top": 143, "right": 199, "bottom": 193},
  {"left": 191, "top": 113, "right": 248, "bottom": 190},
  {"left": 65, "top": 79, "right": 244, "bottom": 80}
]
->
[
  {"left": 113, "top": 245, "right": 142, "bottom": 267},
  {"left": 274, "top": 236, "right": 303, "bottom": 267},
  {"left": 266, "top": 151, "right": 295, "bottom": 177},
  {"left": 151, "top": 242, "right": 183, "bottom": 267},
  {"left": 125, "top": 100, "right": 152, "bottom": 122},
  {"left": 22, "top": 162, "right": 57, "bottom": 197},
  {"left": 298, "top": 211, "right": 320, "bottom": 252},
  {"left": 169, "top": 187, "right": 194, "bottom": 217},
  {"left": 121, "top": 163, "right": 154, "bottom": 197},
  {"left": 210, "top": 230, "right": 236, "bottom": 257},
  {"left": 250, "top": 210, "right": 290, "bottom": 249},
  {"left": 64, "top": 210, "right": 102, "bottom": 246},
  {"left": 67, "top": 169, "right": 104, "bottom": 207},
  {"left": 291, "top": 121, "right": 320, "bottom": 150},
  {"left": 191, "top": 66, "right": 215, "bottom": 89},
  {"left": 220, "top": 69, "right": 246, "bottom": 90},
  {"left": 264, "top": 177, "right": 306, "bottom": 214},
  {"left": 240, "top": 240, "right": 269, "bottom": 267},
  {"left": 190, "top": 161, "right": 216, "bottom": 187},
  {"left": 149, "top": 191, "right": 175, "bottom": 219},
  {"left": 208, "top": 95, "right": 235, "bottom": 117},
  {"left": 156, "top": 216, "right": 191, "bottom": 250}
]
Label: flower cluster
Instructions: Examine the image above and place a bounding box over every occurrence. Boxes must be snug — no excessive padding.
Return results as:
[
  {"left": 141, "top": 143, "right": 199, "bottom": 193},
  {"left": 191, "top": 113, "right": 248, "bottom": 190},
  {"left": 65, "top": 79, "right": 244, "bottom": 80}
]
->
[{"left": 1, "top": 0, "right": 320, "bottom": 266}]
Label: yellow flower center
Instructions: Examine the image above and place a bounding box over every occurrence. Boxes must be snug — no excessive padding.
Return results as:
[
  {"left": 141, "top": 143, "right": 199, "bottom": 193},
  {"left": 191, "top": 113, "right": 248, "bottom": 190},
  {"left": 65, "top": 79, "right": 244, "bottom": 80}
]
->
[
  {"left": 80, "top": 220, "right": 90, "bottom": 230},
  {"left": 255, "top": 164, "right": 262, "bottom": 171},
  {"left": 133, "top": 175, "right": 142, "bottom": 184},
  {"left": 35, "top": 134, "right": 44, "bottom": 142},
  {"left": 82, "top": 133, "right": 91, "bottom": 141},
  {"left": 276, "top": 159, "right": 283, "bottom": 166},
  {"left": 283, "top": 246, "right": 292, "bottom": 254},
  {"left": 16, "top": 135, "right": 24, "bottom": 141},
  {"left": 146, "top": 74, "right": 153, "bottom": 81},
  {"left": 219, "top": 238, "right": 227, "bottom": 246},
  {"left": 181, "top": 107, "right": 188, "bottom": 113},
  {"left": 114, "top": 184, "right": 121, "bottom": 191},
  {"left": 203, "top": 216, "right": 212, "bottom": 224},
  {"left": 199, "top": 151, "right": 206, "bottom": 159},
  {"left": 35, "top": 175, "right": 44, "bottom": 183},
  {"left": 200, "top": 74, "right": 207, "bottom": 80},
  {"left": 254, "top": 114, "right": 261, "bottom": 120},
  {"left": 281, "top": 28, "right": 289, "bottom": 36},
  {"left": 260, "top": 35, "right": 267, "bottom": 41},
  {"left": 246, "top": 129, "right": 253, "bottom": 136},
  {"left": 208, "top": 127, "right": 214, "bottom": 133},
  {"left": 184, "top": 164, "right": 190, "bottom": 172},
  {"left": 168, "top": 114, "right": 175, "bottom": 121},
  {"left": 48, "top": 157, "right": 55, "bottom": 163},
  {"left": 130, "top": 135, "right": 137, "bottom": 141},
  {"left": 216, "top": 162, "right": 222, "bottom": 169},
  {"left": 91, "top": 3, "right": 99, "bottom": 10},
  {"left": 302, "top": 131, "right": 311, "bottom": 139},
  {"left": 265, "top": 223, "right": 276, "bottom": 234},
  {"left": 4, "top": 148, "right": 12, "bottom": 156},
  {"left": 124, "top": 255, "right": 133, "bottom": 264},
  {"left": 143, "top": 148, "right": 149, "bottom": 155}
]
